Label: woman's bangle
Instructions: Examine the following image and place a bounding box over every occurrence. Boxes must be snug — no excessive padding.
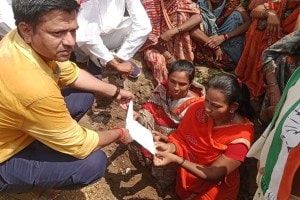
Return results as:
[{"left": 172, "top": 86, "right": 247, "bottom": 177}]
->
[
  {"left": 179, "top": 157, "right": 185, "bottom": 166},
  {"left": 112, "top": 86, "right": 120, "bottom": 99},
  {"left": 177, "top": 26, "right": 183, "bottom": 34},
  {"left": 116, "top": 128, "right": 126, "bottom": 141},
  {"left": 223, "top": 34, "right": 229, "bottom": 41}
]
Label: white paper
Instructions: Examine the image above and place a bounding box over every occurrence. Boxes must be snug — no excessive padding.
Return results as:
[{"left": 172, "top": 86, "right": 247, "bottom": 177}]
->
[{"left": 126, "top": 100, "right": 156, "bottom": 154}]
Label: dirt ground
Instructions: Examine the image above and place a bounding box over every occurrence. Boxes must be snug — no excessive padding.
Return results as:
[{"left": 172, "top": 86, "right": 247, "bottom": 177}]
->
[{"left": 0, "top": 55, "right": 260, "bottom": 200}]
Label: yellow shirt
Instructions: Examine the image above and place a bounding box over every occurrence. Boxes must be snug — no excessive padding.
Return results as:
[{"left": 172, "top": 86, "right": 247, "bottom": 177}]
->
[{"left": 0, "top": 29, "right": 99, "bottom": 163}]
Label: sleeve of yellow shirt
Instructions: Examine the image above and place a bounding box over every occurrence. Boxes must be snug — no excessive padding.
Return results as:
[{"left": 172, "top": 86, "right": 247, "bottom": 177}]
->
[
  {"left": 57, "top": 61, "right": 80, "bottom": 87},
  {"left": 22, "top": 93, "right": 100, "bottom": 159}
]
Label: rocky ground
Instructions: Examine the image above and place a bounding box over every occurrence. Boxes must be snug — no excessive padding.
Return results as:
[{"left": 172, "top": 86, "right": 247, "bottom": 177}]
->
[{"left": 0, "top": 55, "right": 261, "bottom": 200}]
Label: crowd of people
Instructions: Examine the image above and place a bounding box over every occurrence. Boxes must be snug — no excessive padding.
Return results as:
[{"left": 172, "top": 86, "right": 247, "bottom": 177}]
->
[{"left": 0, "top": 0, "right": 299, "bottom": 199}]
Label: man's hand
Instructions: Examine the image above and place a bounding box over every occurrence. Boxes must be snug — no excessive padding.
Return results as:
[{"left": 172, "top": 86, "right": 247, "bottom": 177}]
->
[
  {"left": 115, "top": 89, "right": 134, "bottom": 110},
  {"left": 114, "top": 61, "right": 135, "bottom": 78},
  {"left": 107, "top": 59, "right": 134, "bottom": 78},
  {"left": 119, "top": 128, "right": 133, "bottom": 145}
]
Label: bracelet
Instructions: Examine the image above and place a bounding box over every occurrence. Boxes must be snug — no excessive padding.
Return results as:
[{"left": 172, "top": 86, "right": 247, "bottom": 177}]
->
[
  {"left": 112, "top": 86, "right": 120, "bottom": 99},
  {"left": 116, "top": 128, "right": 126, "bottom": 142},
  {"left": 179, "top": 157, "right": 185, "bottom": 166},
  {"left": 223, "top": 34, "right": 229, "bottom": 41},
  {"left": 177, "top": 26, "right": 183, "bottom": 34}
]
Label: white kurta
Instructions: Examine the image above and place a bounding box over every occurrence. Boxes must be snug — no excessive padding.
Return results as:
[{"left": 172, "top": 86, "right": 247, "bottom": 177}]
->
[
  {"left": 0, "top": 0, "right": 15, "bottom": 37},
  {"left": 76, "top": 0, "right": 151, "bottom": 66}
]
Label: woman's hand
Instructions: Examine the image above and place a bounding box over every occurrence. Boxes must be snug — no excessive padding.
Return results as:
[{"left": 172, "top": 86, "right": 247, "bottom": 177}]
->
[
  {"left": 214, "top": 46, "right": 223, "bottom": 61},
  {"left": 267, "top": 10, "right": 282, "bottom": 38},
  {"left": 133, "top": 110, "right": 140, "bottom": 120},
  {"left": 153, "top": 151, "right": 178, "bottom": 166},
  {"left": 152, "top": 131, "right": 168, "bottom": 142},
  {"left": 206, "top": 35, "right": 225, "bottom": 49},
  {"left": 155, "top": 141, "right": 175, "bottom": 152},
  {"left": 160, "top": 28, "right": 177, "bottom": 41},
  {"left": 266, "top": 83, "right": 281, "bottom": 106}
]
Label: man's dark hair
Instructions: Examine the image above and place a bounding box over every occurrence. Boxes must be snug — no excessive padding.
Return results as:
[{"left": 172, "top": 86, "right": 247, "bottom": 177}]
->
[{"left": 12, "top": 0, "right": 80, "bottom": 27}]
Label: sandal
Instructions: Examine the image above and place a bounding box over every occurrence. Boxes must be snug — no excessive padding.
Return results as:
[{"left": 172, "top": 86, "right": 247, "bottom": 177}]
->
[{"left": 128, "top": 61, "right": 141, "bottom": 79}]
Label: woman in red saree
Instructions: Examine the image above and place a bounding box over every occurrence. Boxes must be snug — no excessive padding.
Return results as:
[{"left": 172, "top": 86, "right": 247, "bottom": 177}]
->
[
  {"left": 235, "top": 0, "right": 300, "bottom": 98},
  {"left": 129, "top": 60, "right": 202, "bottom": 193},
  {"left": 140, "top": 0, "right": 200, "bottom": 83},
  {"left": 153, "top": 75, "right": 255, "bottom": 199}
]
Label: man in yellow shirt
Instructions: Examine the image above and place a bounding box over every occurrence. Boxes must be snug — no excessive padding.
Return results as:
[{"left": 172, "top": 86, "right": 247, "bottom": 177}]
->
[{"left": 0, "top": 0, "right": 134, "bottom": 193}]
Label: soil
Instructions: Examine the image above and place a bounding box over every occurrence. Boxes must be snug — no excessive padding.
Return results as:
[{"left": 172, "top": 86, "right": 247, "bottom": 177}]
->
[{"left": 0, "top": 54, "right": 260, "bottom": 200}]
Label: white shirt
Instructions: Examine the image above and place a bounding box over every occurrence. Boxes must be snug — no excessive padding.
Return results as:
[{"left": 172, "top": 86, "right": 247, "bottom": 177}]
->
[
  {"left": 76, "top": 0, "right": 151, "bottom": 65},
  {"left": 0, "top": 0, "right": 15, "bottom": 36}
]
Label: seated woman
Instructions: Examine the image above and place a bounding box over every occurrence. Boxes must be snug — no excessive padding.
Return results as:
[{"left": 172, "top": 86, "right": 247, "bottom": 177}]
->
[
  {"left": 235, "top": 0, "right": 300, "bottom": 98},
  {"left": 129, "top": 60, "right": 202, "bottom": 193},
  {"left": 160, "top": 0, "right": 251, "bottom": 70},
  {"left": 259, "top": 29, "right": 300, "bottom": 126},
  {"left": 140, "top": 0, "right": 200, "bottom": 83},
  {"left": 153, "top": 75, "right": 255, "bottom": 199}
]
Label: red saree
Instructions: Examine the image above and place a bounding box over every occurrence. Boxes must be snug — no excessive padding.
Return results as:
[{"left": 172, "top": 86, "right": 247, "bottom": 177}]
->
[
  {"left": 168, "top": 99, "right": 254, "bottom": 200},
  {"left": 235, "top": 0, "right": 300, "bottom": 98}
]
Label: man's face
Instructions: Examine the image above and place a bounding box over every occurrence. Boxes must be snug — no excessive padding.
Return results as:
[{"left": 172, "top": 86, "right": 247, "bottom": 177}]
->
[{"left": 25, "top": 9, "right": 78, "bottom": 62}]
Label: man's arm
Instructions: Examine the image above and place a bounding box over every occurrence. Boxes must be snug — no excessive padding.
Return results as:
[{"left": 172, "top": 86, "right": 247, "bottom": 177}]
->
[
  {"left": 71, "top": 68, "right": 120, "bottom": 97},
  {"left": 70, "top": 68, "right": 134, "bottom": 108},
  {"left": 24, "top": 95, "right": 132, "bottom": 159},
  {"left": 116, "top": 0, "right": 151, "bottom": 61}
]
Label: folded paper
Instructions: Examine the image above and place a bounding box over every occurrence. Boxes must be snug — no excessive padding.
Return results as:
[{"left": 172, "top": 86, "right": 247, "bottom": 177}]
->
[{"left": 126, "top": 100, "right": 156, "bottom": 154}]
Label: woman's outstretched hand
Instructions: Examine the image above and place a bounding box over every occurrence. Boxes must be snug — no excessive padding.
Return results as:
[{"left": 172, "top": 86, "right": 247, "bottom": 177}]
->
[
  {"left": 152, "top": 131, "right": 168, "bottom": 142},
  {"left": 153, "top": 151, "right": 178, "bottom": 166}
]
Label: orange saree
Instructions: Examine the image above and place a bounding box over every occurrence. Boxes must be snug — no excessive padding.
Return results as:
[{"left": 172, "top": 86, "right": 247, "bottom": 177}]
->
[
  {"left": 235, "top": 0, "right": 300, "bottom": 98},
  {"left": 168, "top": 99, "right": 254, "bottom": 200}
]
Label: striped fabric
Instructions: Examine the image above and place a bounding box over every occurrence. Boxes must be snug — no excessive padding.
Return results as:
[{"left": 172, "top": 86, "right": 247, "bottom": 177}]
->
[
  {"left": 140, "top": 0, "right": 200, "bottom": 83},
  {"left": 248, "top": 67, "right": 300, "bottom": 200}
]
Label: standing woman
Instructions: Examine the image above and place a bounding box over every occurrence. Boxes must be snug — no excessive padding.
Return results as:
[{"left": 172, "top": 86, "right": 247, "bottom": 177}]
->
[
  {"left": 235, "top": 0, "right": 300, "bottom": 98},
  {"left": 153, "top": 75, "right": 255, "bottom": 199}
]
